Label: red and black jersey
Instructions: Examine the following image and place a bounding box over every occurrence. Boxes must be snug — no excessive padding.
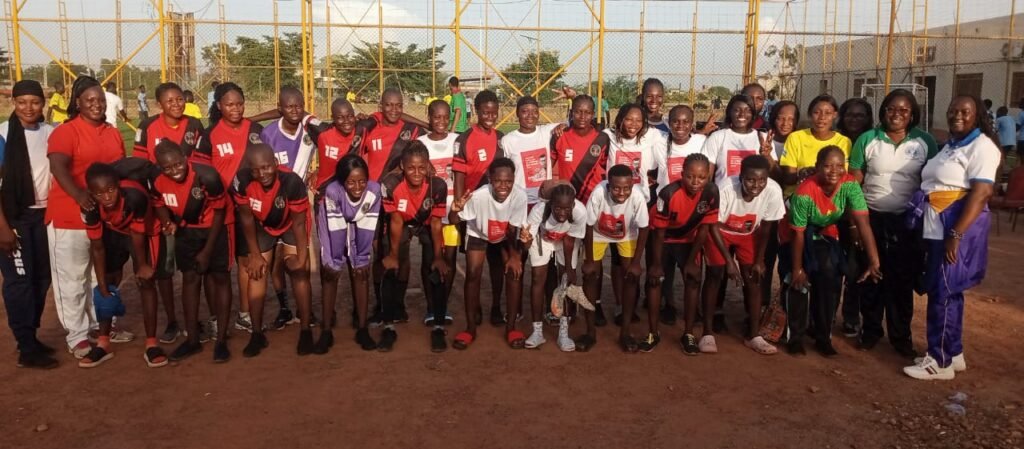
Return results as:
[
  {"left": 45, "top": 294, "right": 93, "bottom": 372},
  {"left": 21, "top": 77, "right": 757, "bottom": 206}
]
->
[
  {"left": 315, "top": 126, "right": 356, "bottom": 191},
  {"left": 82, "top": 180, "right": 160, "bottom": 240},
  {"left": 351, "top": 112, "right": 423, "bottom": 181},
  {"left": 134, "top": 114, "right": 206, "bottom": 162},
  {"left": 153, "top": 162, "right": 227, "bottom": 229},
  {"left": 551, "top": 128, "right": 609, "bottom": 204},
  {"left": 453, "top": 125, "right": 505, "bottom": 192},
  {"left": 194, "top": 119, "right": 265, "bottom": 187},
  {"left": 380, "top": 171, "right": 447, "bottom": 227},
  {"left": 231, "top": 166, "right": 308, "bottom": 237},
  {"left": 650, "top": 182, "right": 719, "bottom": 243}
]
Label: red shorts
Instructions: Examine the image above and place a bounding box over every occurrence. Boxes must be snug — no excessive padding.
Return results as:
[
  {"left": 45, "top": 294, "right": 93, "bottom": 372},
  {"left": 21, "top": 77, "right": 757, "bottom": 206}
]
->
[{"left": 704, "top": 232, "right": 756, "bottom": 266}]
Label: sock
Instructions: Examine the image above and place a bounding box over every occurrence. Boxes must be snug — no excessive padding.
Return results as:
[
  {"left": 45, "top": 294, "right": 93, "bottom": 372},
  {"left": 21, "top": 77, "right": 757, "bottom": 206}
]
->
[
  {"left": 277, "top": 291, "right": 289, "bottom": 309},
  {"left": 145, "top": 337, "right": 158, "bottom": 348},
  {"left": 98, "top": 335, "right": 111, "bottom": 350}
]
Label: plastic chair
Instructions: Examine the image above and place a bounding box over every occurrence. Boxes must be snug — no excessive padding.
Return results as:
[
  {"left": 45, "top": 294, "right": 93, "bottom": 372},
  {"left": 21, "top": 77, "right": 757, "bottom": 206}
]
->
[{"left": 990, "top": 166, "right": 1024, "bottom": 235}]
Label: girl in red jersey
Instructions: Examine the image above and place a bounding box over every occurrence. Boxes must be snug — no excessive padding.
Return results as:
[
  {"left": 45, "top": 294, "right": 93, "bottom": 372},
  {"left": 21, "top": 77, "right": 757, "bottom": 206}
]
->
[
  {"left": 152, "top": 141, "right": 232, "bottom": 363},
  {"left": 232, "top": 144, "right": 315, "bottom": 357},
  {"left": 79, "top": 163, "right": 169, "bottom": 368},
  {"left": 196, "top": 82, "right": 265, "bottom": 334}
]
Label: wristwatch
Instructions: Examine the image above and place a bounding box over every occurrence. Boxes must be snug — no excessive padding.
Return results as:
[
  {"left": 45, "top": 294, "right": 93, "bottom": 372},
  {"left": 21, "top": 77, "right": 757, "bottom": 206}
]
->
[{"left": 948, "top": 228, "right": 964, "bottom": 240}]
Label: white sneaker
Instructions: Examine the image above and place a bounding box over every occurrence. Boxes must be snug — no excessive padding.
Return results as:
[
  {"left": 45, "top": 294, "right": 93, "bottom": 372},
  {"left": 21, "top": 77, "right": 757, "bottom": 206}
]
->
[
  {"left": 234, "top": 312, "right": 253, "bottom": 333},
  {"left": 556, "top": 318, "right": 575, "bottom": 352},
  {"left": 698, "top": 335, "right": 718, "bottom": 353},
  {"left": 109, "top": 327, "right": 135, "bottom": 343},
  {"left": 207, "top": 317, "right": 219, "bottom": 341},
  {"left": 904, "top": 354, "right": 955, "bottom": 380},
  {"left": 915, "top": 353, "right": 966, "bottom": 372},
  {"left": 525, "top": 323, "right": 546, "bottom": 349}
]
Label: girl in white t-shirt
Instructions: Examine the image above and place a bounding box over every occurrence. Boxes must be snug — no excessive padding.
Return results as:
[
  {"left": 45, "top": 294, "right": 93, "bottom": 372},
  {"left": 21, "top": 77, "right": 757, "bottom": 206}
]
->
[
  {"left": 448, "top": 158, "right": 528, "bottom": 350},
  {"left": 417, "top": 99, "right": 459, "bottom": 325},
  {"left": 500, "top": 96, "right": 562, "bottom": 206},
  {"left": 518, "top": 184, "right": 586, "bottom": 351},
  {"left": 701, "top": 94, "right": 778, "bottom": 183}
]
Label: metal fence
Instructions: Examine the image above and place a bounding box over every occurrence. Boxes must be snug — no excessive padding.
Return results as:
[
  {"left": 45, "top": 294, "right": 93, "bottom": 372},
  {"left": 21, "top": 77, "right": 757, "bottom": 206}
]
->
[{"left": 3, "top": 0, "right": 1023, "bottom": 129}]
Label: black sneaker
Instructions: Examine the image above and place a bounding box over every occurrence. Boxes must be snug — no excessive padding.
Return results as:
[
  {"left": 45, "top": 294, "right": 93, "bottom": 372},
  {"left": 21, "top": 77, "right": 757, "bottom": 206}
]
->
[
  {"left": 638, "top": 332, "right": 661, "bottom": 353},
  {"left": 680, "top": 333, "right": 699, "bottom": 355},
  {"left": 573, "top": 334, "right": 596, "bottom": 352},
  {"left": 213, "top": 341, "right": 231, "bottom": 363},
  {"left": 489, "top": 308, "right": 505, "bottom": 327},
  {"left": 33, "top": 339, "right": 57, "bottom": 356},
  {"left": 355, "top": 328, "right": 377, "bottom": 351},
  {"left": 815, "top": 340, "right": 838, "bottom": 357},
  {"left": 786, "top": 340, "right": 806, "bottom": 356},
  {"left": 594, "top": 304, "right": 608, "bottom": 327},
  {"left": 430, "top": 328, "right": 447, "bottom": 353},
  {"left": 841, "top": 322, "right": 859, "bottom": 338},
  {"left": 243, "top": 332, "right": 268, "bottom": 358},
  {"left": 659, "top": 304, "right": 677, "bottom": 326},
  {"left": 378, "top": 328, "right": 397, "bottom": 352},
  {"left": 858, "top": 335, "right": 879, "bottom": 351},
  {"left": 17, "top": 351, "right": 58, "bottom": 369},
  {"left": 169, "top": 340, "right": 203, "bottom": 362},
  {"left": 712, "top": 314, "right": 728, "bottom": 334},
  {"left": 272, "top": 308, "right": 296, "bottom": 331},
  {"left": 893, "top": 342, "right": 918, "bottom": 359},
  {"left": 313, "top": 330, "right": 334, "bottom": 355},
  {"left": 297, "top": 330, "right": 314, "bottom": 355}
]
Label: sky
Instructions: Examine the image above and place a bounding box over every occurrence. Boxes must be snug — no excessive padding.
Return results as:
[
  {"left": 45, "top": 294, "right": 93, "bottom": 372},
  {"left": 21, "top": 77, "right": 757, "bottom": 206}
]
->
[{"left": 6, "top": 0, "right": 1022, "bottom": 91}]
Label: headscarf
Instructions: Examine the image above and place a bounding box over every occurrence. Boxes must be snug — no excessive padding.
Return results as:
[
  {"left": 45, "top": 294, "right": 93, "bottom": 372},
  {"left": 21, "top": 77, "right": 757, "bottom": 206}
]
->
[{"left": 1, "top": 80, "right": 45, "bottom": 220}]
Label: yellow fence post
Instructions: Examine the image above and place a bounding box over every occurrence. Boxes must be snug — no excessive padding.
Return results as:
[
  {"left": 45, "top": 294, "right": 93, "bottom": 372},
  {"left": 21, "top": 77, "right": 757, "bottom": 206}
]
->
[
  {"left": 596, "top": 0, "right": 605, "bottom": 123},
  {"left": 454, "top": 0, "right": 461, "bottom": 77},
  {"left": 158, "top": 0, "right": 167, "bottom": 82},
  {"left": 11, "top": 0, "right": 22, "bottom": 81}
]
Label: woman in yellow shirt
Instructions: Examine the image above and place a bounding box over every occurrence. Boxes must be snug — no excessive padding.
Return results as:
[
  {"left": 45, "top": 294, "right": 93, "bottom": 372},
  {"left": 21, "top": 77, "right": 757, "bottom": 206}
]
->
[
  {"left": 182, "top": 90, "right": 203, "bottom": 119},
  {"left": 779, "top": 95, "right": 851, "bottom": 195}
]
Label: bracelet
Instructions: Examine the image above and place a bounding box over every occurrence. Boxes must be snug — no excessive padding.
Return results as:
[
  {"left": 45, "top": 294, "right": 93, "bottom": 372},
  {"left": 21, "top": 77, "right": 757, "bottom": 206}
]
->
[{"left": 948, "top": 228, "right": 964, "bottom": 240}]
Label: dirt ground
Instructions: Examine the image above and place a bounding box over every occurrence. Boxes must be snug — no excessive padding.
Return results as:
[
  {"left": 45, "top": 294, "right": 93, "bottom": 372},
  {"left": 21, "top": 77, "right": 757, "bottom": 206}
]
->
[{"left": 1, "top": 222, "right": 1023, "bottom": 449}]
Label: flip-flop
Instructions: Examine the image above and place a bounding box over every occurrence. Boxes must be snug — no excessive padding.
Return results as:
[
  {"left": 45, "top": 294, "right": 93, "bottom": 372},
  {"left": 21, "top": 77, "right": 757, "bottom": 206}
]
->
[
  {"left": 144, "top": 346, "right": 169, "bottom": 368},
  {"left": 506, "top": 330, "right": 526, "bottom": 349},
  {"left": 452, "top": 331, "right": 475, "bottom": 351}
]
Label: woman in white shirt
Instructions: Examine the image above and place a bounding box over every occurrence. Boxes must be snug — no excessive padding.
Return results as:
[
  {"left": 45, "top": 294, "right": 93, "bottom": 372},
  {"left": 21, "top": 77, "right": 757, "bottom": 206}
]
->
[{"left": 903, "top": 95, "right": 999, "bottom": 381}]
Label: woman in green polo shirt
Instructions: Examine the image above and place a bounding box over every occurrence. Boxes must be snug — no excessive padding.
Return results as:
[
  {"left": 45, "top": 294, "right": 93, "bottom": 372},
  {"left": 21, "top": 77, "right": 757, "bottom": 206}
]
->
[
  {"left": 783, "top": 146, "right": 882, "bottom": 356},
  {"left": 848, "top": 89, "right": 938, "bottom": 359}
]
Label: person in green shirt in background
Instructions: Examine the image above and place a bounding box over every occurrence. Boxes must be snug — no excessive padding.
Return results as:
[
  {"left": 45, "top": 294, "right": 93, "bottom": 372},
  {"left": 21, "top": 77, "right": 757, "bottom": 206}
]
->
[{"left": 449, "top": 77, "right": 468, "bottom": 133}]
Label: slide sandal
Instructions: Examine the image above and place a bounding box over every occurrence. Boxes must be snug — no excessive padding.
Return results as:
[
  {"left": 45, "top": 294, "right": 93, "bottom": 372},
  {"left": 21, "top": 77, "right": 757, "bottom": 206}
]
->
[
  {"left": 507, "top": 330, "right": 526, "bottom": 350},
  {"left": 452, "top": 331, "right": 475, "bottom": 351},
  {"left": 144, "top": 346, "right": 169, "bottom": 368}
]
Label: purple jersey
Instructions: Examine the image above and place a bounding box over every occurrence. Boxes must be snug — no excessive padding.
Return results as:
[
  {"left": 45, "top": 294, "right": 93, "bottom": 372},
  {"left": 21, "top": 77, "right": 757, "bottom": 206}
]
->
[
  {"left": 317, "top": 179, "right": 382, "bottom": 270},
  {"left": 261, "top": 116, "right": 319, "bottom": 181}
]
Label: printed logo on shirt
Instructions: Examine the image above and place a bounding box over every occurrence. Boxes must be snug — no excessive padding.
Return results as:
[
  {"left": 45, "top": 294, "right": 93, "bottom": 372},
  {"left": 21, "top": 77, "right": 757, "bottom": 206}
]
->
[
  {"left": 400, "top": 130, "right": 412, "bottom": 141},
  {"left": 275, "top": 151, "right": 290, "bottom": 165},
  {"left": 422, "top": 197, "right": 434, "bottom": 211},
  {"left": 543, "top": 229, "right": 567, "bottom": 242},
  {"left": 250, "top": 198, "right": 263, "bottom": 212},
  {"left": 487, "top": 219, "right": 509, "bottom": 242},
  {"left": 249, "top": 133, "right": 262, "bottom": 144},
  {"left": 696, "top": 200, "right": 710, "bottom": 214},
  {"left": 351, "top": 135, "right": 362, "bottom": 149},
  {"left": 216, "top": 142, "right": 234, "bottom": 157},
  {"left": 520, "top": 148, "right": 549, "bottom": 188},
  {"left": 302, "top": 134, "right": 313, "bottom": 146},
  {"left": 589, "top": 144, "right": 601, "bottom": 157},
  {"left": 726, "top": 149, "right": 757, "bottom": 177},
  {"left": 666, "top": 156, "right": 685, "bottom": 183},
  {"left": 184, "top": 130, "right": 197, "bottom": 146},
  {"left": 615, "top": 151, "right": 642, "bottom": 184},
  {"left": 723, "top": 213, "right": 757, "bottom": 233},
  {"left": 274, "top": 196, "right": 285, "bottom": 209},
  {"left": 325, "top": 145, "right": 340, "bottom": 160},
  {"left": 476, "top": 148, "right": 488, "bottom": 162},
  {"left": 361, "top": 202, "right": 372, "bottom": 214},
  {"left": 397, "top": 199, "right": 409, "bottom": 212},
  {"left": 191, "top": 186, "right": 204, "bottom": 200},
  {"left": 904, "top": 146, "right": 924, "bottom": 160},
  {"left": 163, "top": 193, "right": 179, "bottom": 208},
  {"left": 597, "top": 212, "right": 626, "bottom": 239}
]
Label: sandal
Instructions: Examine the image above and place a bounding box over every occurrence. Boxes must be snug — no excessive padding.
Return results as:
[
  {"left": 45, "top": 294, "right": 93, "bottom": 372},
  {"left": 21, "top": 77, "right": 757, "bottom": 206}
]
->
[
  {"left": 144, "top": 346, "right": 169, "bottom": 368},
  {"left": 698, "top": 335, "right": 718, "bottom": 354},
  {"left": 745, "top": 336, "right": 778, "bottom": 355},
  {"left": 78, "top": 347, "right": 114, "bottom": 368},
  {"left": 506, "top": 330, "right": 526, "bottom": 350},
  {"left": 619, "top": 335, "right": 639, "bottom": 353},
  {"left": 452, "top": 331, "right": 475, "bottom": 351},
  {"left": 573, "top": 334, "right": 596, "bottom": 352}
]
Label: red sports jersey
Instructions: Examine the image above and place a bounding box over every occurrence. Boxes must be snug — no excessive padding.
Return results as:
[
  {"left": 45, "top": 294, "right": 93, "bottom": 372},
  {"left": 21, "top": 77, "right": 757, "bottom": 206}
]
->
[
  {"left": 551, "top": 128, "right": 609, "bottom": 204},
  {"left": 81, "top": 180, "right": 160, "bottom": 240},
  {"left": 153, "top": 162, "right": 227, "bottom": 229},
  {"left": 453, "top": 125, "right": 505, "bottom": 192},
  {"left": 134, "top": 114, "right": 205, "bottom": 162},
  {"left": 315, "top": 126, "right": 356, "bottom": 190},
  {"left": 231, "top": 167, "right": 308, "bottom": 237},
  {"left": 650, "top": 182, "right": 719, "bottom": 243},
  {"left": 194, "top": 119, "right": 264, "bottom": 187},
  {"left": 381, "top": 171, "right": 448, "bottom": 226},
  {"left": 353, "top": 112, "right": 423, "bottom": 181}
]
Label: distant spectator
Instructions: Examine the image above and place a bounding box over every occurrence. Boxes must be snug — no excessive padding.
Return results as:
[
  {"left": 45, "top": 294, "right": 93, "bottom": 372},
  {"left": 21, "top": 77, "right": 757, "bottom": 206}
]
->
[
  {"left": 137, "top": 85, "right": 149, "bottom": 120},
  {"left": 182, "top": 90, "right": 202, "bottom": 119},
  {"left": 103, "top": 82, "right": 129, "bottom": 127},
  {"left": 207, "top": 80, "right": 219, "bottom": 118},
  {"left": 47, "top": 81, "right": 68, "bottom": 125}
]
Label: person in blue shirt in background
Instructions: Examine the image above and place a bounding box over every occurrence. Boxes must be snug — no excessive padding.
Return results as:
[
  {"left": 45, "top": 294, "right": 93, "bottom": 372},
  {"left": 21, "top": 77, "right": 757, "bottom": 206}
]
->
[{"left": 995, "top": 106, "right": 1018, "bottom": 175}]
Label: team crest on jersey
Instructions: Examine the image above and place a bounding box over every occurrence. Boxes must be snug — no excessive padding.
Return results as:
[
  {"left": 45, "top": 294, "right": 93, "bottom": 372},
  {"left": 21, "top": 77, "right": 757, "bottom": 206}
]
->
[
  {"left": 325, "top": 197, "right": 337, "bottom": 211},
  {"left": 302, "top": 134, "right": 313, "bottom": 146},
  {"left": 589, "top": 144, "right": 601, "bottom": 157},
  {"left": 274, "top": 196, "right": 285, "bottom": 209},
  {"left": 184, "top": 130, "right": 197, "bottom": 146},
  {"left": 249, "top": 133, "right": 261, "bottom": 144},
  {"left": 351, "top": 135, "right": 362, "bottom": 149},
  {"left": 360, "top": 202, "right": 371, "bottom": 214},
  {"left": 696, "top": 201, "right": 709, "bottom": 214},
  {"left": 191, "top": 186, "right": 204, "bottom": 200},
  {"left": 400, "top": 130, "right": 412, "bottom": 141},
  {"left": 422, "top": 197, "right": 433, "bottom": 210}
]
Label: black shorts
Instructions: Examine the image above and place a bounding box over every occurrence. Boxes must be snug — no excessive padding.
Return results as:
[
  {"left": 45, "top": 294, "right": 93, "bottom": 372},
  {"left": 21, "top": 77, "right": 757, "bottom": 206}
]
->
[
  {"left": 466, "top": 235, "right": 506, "bottom": 252},
  {"left": 234, "top": 220, "right": 297, "bottom": 257},
  {"left": 103, "top": 231, "right": 174, "bottom": 279},
  {"left": 664, "top": 241, "right": 697, "bottom": 267},
  {"left": 175, "top": 227, "right": 231, "bottom": 273}
]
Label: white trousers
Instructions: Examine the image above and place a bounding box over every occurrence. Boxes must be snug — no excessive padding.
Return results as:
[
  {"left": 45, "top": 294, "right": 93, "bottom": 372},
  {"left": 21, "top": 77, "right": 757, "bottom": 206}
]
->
[{"left": 47, "top": 224, "right": 97, "bottom": 348}]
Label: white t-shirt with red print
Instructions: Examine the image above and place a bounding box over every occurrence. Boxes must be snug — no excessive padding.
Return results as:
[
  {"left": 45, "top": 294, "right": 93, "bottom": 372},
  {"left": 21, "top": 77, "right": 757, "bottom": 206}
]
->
[
  {"left": 716, "top": 176, "right": 786, "bottom": 236},
  {"left": 604, "top": 128, "right": 667, "bottom": 203},
  {"left": 418, "top": 133, "right": 458, "bottom": 224},
  {"left": 458, "top": 184, "right": 529, "bottom": 243},
  {"left": 700, "top": 128, "right": 771, "bottom": 183},
  {"left": 585, "top": 181, "right": 650, "bottom": 243},
  {"left": 656, "top": 133, "right": 707, "bottom": 191},
  {"left": 526, "top": 198, "right": 587, "bottom": 243},
  {"left": 501, "top": 123, "right": 558, "bottom": 205}
]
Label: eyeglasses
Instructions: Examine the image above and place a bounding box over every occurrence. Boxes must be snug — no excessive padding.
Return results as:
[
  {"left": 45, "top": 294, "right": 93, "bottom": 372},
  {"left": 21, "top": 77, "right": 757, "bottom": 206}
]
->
[{"left": 885, "top": 107, "right": 912, "bottom": 115}]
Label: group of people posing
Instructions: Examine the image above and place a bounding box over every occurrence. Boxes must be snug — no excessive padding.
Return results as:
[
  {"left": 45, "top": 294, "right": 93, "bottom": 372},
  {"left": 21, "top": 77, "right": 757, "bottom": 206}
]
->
[{"left": 0, "top": 75, "right": 999, "bottom": 382}]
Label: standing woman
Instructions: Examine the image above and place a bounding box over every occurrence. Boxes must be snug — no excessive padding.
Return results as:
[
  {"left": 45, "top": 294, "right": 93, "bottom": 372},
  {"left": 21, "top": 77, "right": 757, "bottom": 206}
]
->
[
  {"left": 835, "top": 98, "right": 875, "bottom": 337},
  {"left": 47, "top": 76, "right": 127, "bottom": 358},
  {"left": 639, "top": 78, "right": 669, "bottom": 133},
  {"left": 785, "top": 146, "right": 881, "bottom": 356},
  {"left": 849, "top": 89, "right": 937, "bottom": 358},
  {"left": 779, "top": 95, "right": 852, "bottom": 196},
  {"left": 0, "top": 81, "right": 56, "bottom": 368},
  {"left": 903, "top": 95, "right": 999, "bottom": 380},
  {"left": 837, "top": 98, "right": 874, "bottom": 145}
]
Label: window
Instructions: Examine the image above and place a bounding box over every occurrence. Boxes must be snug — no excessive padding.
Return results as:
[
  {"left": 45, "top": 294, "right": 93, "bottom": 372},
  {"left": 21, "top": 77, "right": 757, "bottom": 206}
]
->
[
  {"left": 953, "top": 73, "right": 983, "bottom": 99},
  {"left": 852, "top": 78, "right": 879, "bottom": 98},
  {"left": 915, "top": 45, "right": 936, "bottom": 63},
  {"left": 1011, "top": 72, "right": 1024, "bottom": 106}
]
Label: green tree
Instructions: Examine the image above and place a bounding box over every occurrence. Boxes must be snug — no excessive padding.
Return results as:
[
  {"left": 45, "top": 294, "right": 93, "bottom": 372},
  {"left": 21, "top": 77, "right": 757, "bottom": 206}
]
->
[
  {"left": 576, "top": 76, "right": 638, "bottom": 111},
  {"left": 22, "top": 60, "right": 90, "bottom": 87},
  {"left": 97, "top": 59, "right": 162, "bottom": 94},
  {"left": 501, "top": 50, "right": 563, "bottom": 102},
  {"left": 326, "top": 41, "right": 446, "bottom": 99},
  {"left": 200, "top": 32, "right": 303, "bottom": 99},
  {"left": 698, "top": 85, "right": 733, "bottom": 103}
]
